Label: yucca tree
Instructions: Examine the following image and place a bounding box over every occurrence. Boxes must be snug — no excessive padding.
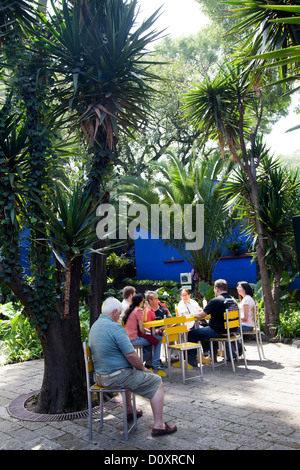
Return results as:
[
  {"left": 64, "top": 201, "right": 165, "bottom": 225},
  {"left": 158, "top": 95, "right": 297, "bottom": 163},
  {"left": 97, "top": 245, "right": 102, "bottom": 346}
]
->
[
  {"left": 225, "top": 153, "right": 300, "bottom": 321},
  {"left": 35, "top": 0, "right": 163, "bottom": 323},
  {"left": 0, "top": 0, "right": 163, "bottom": 414},
  {"left": 116, "top": 150, "right": 239, "bottom": 286},
  {"left": 37, "top": 0, "right": 162, "bottom": 166},
  {"left": 183, "top": 62, "right": 285, "bottom": 336},
  {"left": 33, "top": 184, "right": 105, "bottom": 318}
]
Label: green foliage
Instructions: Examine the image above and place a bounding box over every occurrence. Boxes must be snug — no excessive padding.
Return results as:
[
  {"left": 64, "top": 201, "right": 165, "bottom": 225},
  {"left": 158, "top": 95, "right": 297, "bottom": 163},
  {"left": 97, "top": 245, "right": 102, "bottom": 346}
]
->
[
  {"left": 276, "top": 303, "right": 300, "bottom": 339},
  {"left": 224, "top": 1, "right": 300, "bottom": 86},
  {"left": 0, "top": 302, "right": 43, "bottom": 364},
  {"left": 197, "top": 281, "right": 215, "bottom": 301},
  {"left": 0, "top": 301, "right": 92, "bottom": 364},
  {"left": 78, "top": 305, "right": 90, "bottom": 344},
  {"left": 117, "top": 151, "right": 239, "bottom": 283},
  {"left": 155, "top": 285, "right": 181, "bottom": 315},
  {"left": 122, "top": 277, "right": 179, "bottom": 288},
  {"left": 226, "top": 240, "right": 243, "bottom": 254}
]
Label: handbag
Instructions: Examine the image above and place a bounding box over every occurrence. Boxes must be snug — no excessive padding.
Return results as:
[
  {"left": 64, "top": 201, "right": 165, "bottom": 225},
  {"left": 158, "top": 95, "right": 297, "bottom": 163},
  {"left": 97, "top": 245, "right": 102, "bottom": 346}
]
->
[{"left": 139, "top": 333, "right": 159, "bottom": 346}]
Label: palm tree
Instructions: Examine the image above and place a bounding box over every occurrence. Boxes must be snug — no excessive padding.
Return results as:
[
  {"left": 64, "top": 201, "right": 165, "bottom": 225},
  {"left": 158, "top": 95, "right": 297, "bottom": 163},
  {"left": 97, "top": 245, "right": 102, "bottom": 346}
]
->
[{"left": 116, "top": 150, "right": 239, "bottom": 287}]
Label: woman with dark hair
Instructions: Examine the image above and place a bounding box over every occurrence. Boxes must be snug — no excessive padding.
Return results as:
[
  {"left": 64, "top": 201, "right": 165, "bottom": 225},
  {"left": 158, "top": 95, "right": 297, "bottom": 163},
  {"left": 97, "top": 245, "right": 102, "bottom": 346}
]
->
[
  {"left": 124, "top": 294, "right": 165, "bottom": 371},
  {"left": 236, "top": 281, "right": 255, "bottom": 331}
]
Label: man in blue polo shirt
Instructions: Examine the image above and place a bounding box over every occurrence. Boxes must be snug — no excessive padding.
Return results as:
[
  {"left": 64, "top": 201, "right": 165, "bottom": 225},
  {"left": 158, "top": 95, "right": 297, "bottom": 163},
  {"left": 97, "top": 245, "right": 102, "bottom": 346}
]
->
[{"left": 89, "top": 297, "right": 177, "bottom": 437}]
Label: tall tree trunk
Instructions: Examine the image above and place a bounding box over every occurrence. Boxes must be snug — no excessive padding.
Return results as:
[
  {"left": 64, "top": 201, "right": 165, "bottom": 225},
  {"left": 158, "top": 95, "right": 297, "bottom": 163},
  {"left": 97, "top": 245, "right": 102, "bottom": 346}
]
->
[
  {"left": 236, "top": 96, "right": 278, "bottom": 338},
  {"left": 84, "top": 145, "right": 112, "bottom": 326},
  {"left": 0, "top": 255, "right": 87, "bottom": 413},
  {"left": 36, "top": 256, "right": 86, "bottom": 414},
  {"left": 89, "top": 239, "right": 107, "bottom": 327},
  {"left": 247, "top": 159, "right": 278, "bottom": 337}
]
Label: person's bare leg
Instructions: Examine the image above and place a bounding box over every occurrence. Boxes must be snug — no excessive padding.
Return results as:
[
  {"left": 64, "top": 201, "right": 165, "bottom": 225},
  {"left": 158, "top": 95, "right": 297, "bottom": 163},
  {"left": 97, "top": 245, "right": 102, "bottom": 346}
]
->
[
  {"left": 150, "top": 381, "right": 165, "bottom": 429},
  {"left": 125, "top": 389, "right": 133, "bottom": 413},
  {"left": 125, "top": 390, "right": 142, "bottom": 416}
]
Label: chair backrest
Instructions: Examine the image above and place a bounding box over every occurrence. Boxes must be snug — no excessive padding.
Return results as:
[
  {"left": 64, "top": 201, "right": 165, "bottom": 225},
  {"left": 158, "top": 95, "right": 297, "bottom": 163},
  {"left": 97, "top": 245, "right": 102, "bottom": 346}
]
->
[
  {"left": 163, "top": 316, "right": 186, "bottom": 326},
  {"left": 253, "top": 303, "right": 261, "bottom": 331},
  {"left": 224, "top": 309, "right": 240, "bottom": 332},
  {"left": 164, "top": 324, "right": 188, "bottom": 335},
  {"left": 83, "top": 342, "right": 94, "bottom": 389},
  {"left": 164, "top": 325, "right": 188, "bottom": 344}
]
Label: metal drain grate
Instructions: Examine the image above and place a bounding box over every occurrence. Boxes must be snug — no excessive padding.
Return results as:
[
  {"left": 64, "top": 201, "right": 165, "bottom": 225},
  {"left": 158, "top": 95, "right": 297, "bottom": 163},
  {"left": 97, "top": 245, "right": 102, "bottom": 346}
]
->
[{"left": 7, "top": 390, "right": 119, "bottom": 422}]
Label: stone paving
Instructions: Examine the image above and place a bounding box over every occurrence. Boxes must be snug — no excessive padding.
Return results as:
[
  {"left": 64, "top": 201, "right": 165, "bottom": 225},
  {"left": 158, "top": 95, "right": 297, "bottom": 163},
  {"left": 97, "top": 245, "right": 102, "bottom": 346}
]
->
[{"left": 0, "top": 341, "right": 300, "bottom": 452}]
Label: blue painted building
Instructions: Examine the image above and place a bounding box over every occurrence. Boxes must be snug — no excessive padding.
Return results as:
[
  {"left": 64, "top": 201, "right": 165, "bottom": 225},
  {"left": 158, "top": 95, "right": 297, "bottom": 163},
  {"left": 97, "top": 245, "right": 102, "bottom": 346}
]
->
[
  {"left": 134, "top": 229, "right": 300, "bottom": 290},
  {"left": 134, "top": 230, "right": 257, "bottom": 288}
]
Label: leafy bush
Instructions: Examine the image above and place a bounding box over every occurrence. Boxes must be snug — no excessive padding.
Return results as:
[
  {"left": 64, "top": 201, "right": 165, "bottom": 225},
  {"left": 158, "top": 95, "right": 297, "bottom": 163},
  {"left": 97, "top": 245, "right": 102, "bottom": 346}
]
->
[
  {"left": 276, "top": 303, "right": 300, "bottom": 340},
  {"left": 0, "top": 302, "right": 92, "bottom": 364},
  {"left": 106, "top": 253, "right": 135, "bottom": 281},
  {"left": 155, "top": 286, "right": 181, "bottom": 314},
  {"left": 0, "top": 303, "right": 43, "bottom": 364},
  {"left": 79, "top": 305, "right": 90, "bottom": 343}
]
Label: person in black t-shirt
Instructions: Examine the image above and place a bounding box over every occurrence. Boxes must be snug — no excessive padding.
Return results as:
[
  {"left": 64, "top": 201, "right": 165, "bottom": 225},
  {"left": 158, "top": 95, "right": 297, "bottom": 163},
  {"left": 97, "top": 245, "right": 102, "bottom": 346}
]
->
[{"left": 187, "top": 279, "right": 239, "bottom": 366}]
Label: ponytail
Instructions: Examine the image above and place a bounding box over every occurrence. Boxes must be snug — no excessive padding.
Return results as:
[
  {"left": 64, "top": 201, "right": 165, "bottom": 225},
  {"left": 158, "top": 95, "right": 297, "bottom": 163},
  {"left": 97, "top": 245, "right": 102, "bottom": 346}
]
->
[{"left": 123, "top": 293, "right": 144, "bottom": 325}]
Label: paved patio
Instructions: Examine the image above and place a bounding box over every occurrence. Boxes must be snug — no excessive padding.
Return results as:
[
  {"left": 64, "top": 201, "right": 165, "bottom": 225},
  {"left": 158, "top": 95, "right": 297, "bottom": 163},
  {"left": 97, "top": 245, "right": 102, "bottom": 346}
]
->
[{"left": 0, "top": 341, "right": 300, "bottom": 452}]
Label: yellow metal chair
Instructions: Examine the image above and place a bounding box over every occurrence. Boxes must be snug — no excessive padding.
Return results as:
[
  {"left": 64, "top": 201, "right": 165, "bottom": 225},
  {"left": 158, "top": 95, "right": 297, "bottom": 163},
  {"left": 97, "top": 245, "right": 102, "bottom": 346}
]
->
[
  {"left": 161, "top": 316, "right": 191, "bottom": 370},
  {"left": 242, "top": 303, "right": 265, "bottom": 361},
  {"left": 164, "top": 325, "right": 203, "bottom": 384},
  {"left": 163, "top": 316, "right": 182, "bottom": 326},
  {"left": 210, "top": 309, "right": 248, "bottom": 373},
  {"left": 83, "top": 342, "right": 137, "bottom": 441}
]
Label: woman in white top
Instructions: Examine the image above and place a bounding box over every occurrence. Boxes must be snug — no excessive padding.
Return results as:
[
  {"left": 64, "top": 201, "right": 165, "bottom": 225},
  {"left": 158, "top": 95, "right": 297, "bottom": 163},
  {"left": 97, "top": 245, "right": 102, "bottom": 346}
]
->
[
  {"left": 177, "top": 289, "right": 201, "bottom": 330},
  {"left": 236, "top": 281, "right": 255, "bottom": 331}
]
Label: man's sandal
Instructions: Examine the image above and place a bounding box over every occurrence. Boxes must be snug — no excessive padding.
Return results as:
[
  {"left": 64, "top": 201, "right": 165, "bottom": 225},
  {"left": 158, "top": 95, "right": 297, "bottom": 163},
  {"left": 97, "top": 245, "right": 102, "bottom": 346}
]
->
[{"left": 151, "top": 422, "right": 177, "bottom": 437}]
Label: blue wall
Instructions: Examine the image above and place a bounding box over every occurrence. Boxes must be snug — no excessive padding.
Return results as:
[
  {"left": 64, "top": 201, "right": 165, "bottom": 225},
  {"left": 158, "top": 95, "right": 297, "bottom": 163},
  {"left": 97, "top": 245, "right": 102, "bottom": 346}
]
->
[
  {"left": 134, "top": 230, "right": 258, "bottom": 288},
  {"left": 135, "top": 236, "right": 193, "bottom": 282}
]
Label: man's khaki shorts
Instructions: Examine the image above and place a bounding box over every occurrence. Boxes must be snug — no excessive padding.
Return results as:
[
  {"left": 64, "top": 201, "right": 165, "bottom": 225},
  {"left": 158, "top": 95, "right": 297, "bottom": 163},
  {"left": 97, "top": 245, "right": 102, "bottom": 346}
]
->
[{"left": 95, "top": 367, "right": 161, "bottom": 399}]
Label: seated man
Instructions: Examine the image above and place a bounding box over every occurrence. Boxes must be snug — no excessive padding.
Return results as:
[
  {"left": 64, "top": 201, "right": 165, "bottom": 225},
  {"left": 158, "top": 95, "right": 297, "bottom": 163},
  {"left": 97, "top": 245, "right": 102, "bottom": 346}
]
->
[
  {"left": 187, "top": 279, "right": 239, "bottom": 365},
  {"left": 89, "top": 297, "right": 177, "bottom": 437},
  {"left": 145, "top": 291, "right": 171, "bottom": 321},
  {"left": 119, "top": 285, "right": 136, "bottom": 322}
]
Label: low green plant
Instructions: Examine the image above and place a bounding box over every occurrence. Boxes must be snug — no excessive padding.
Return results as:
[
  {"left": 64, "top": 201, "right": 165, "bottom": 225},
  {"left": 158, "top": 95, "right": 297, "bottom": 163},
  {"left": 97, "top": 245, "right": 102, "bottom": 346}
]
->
[
  {"left": 104, "top": 287, "right": 123, "bottom": 301},
  {"left": 0, "top": 302, "right": 93, "bottom": 364},
  {"left": 106, "top": 253, "right": 134, "bottom": 281},
  {"left": 226, "top": 240, "right": 242, "bottom": 254},
  {"left": 122, "top": 278, "right": 179, "bottom": 287}
]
